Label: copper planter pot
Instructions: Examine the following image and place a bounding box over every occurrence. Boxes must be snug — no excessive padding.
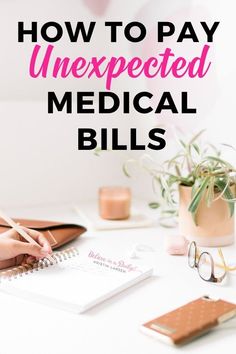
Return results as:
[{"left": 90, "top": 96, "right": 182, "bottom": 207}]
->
[{"left": 179, "top": 185, "right": 235, "bottom": 247}]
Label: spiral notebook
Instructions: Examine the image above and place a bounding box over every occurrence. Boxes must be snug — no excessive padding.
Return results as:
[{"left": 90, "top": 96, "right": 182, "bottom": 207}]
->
[{"left": 0, "top": 247, "right": 153, "bottom": 313}]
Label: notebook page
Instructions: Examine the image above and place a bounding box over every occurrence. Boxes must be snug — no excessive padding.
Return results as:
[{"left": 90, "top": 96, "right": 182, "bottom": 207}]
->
[{"left": 0, "top": 249, "right": 153, "bottom": 311}]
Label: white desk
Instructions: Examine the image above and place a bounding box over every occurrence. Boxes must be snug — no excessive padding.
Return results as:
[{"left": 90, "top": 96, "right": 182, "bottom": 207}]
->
[{"left": 0, "top": 204, "right": 236, "bottom": 354}]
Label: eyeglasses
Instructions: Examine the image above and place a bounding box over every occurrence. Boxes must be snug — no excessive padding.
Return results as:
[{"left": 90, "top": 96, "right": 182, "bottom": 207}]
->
[{"left": 188, "top": 241, "right": 228, "bottom": 283}]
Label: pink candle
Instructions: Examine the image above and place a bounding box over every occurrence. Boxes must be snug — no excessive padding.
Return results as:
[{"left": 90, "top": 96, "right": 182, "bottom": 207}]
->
[{"left": 99, "top": 187, "right": 131, "bottom": 220}]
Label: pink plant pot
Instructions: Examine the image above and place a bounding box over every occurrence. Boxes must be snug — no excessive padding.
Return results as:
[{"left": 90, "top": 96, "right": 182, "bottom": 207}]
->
[{"left": 179, "top": 185, "right": 235, "bottom": 247}]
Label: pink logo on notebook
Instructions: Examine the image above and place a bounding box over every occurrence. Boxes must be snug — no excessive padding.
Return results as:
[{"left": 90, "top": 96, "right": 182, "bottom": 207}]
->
[{"left": 88, "top": 250, "right": 141, "bottom": 273}]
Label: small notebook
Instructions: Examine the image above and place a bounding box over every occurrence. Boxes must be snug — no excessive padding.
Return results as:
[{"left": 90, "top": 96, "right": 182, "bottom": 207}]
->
[{"left": 0, "top": 247, "right": 153, "bottom": 313}]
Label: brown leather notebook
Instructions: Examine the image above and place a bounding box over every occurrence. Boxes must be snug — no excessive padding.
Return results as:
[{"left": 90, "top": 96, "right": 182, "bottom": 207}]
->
[
  {"left": 0, "top": 217, "right": 86, "bottom": 269},
  {"left": 141, "top": 296, "right": 236, "bottom": 345},
  {"left": 0, "top": 218, "right": 86, "bottom": 249}
]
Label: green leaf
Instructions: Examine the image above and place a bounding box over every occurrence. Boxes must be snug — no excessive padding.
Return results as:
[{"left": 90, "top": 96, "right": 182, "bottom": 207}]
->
[
  {"left": 205, "top": 176, "right": 215, "bottom": 207},
  {"left": 175, "top": 164, "right": 181, "bottom": 176},
  {"left": 192, "top": 143, "right": 200, "bottom": 155},
  {"left": 151, "top": 176, "right": 159, "bottom": 194},
  {"left": 188, "top": 177, "right": 211, "bottom": 224},
  {"left": 122, "top": 163, "right": 131, "bottom": 177},
  {"left": 203, "top": 156, "right": 233, "bottom": 168},
  {"left": 94, "top": 147, "right": 102, "bottom": 156},
  {"left": 161, "top": 209, "right": 178, "bottom": 215},
  {"left": 167, "top": 175, "right": 180, "bottom": 186},
  {"left": 189, "top": 129, "right": 206, "bottom": 145},
  {"left": 179, "top": 139, "right": 186, "bottom": 148},
  {"left": 160, "top": 175, "right": 174, "bottom": 205},
  {"left": 191, "top": 179, "right": 201, "bottom": 199},
  {"left": 207, "top": 143, "right": 221, "bottom": 157},
  {"left": 148, "top": 202, "right": 160, "bottom": 209},
  {"left": 122, "top": 158, "right": 137, "bottom": 178},
  {"left": 214, "top": 179, "right": 234, "bottom": 217},
  {"left": 221, "top": 143, "right": 236, "bottom": 152}
]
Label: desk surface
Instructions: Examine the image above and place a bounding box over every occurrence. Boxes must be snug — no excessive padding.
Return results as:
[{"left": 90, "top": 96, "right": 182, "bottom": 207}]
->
[{"left": 0, "top": 204, "right": 236, "bottom": 354}]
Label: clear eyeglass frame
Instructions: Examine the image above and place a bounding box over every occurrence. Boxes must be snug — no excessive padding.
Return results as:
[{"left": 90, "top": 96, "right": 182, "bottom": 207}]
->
[{"left": 188, "top": 241, "right": 228, "bottom": 283}]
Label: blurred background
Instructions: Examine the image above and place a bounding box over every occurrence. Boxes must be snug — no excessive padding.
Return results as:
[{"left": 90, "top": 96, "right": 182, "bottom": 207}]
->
[{"left": 0, "top": 0, "right": 235, "bottom": 207}]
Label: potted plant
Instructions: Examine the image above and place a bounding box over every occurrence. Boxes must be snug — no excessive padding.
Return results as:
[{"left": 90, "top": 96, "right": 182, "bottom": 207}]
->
[{"left": 123, "top": 130, "right": 236, "bottom": 247}]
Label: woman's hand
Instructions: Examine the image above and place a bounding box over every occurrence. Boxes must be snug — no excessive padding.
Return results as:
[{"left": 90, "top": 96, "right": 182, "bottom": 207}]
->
[{"left": 0, "top": 227, "right": 52, "bottom": 270}]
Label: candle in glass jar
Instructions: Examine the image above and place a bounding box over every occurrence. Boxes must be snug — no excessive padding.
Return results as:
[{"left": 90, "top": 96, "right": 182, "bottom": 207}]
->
[{"left": 99, "top": 187, "right": 131, "bottom": 220}]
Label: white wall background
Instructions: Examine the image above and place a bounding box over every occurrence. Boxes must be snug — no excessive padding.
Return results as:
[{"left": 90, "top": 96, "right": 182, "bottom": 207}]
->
[{"left": 0, "top": 0, "right": 235, "bottom": 207}]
